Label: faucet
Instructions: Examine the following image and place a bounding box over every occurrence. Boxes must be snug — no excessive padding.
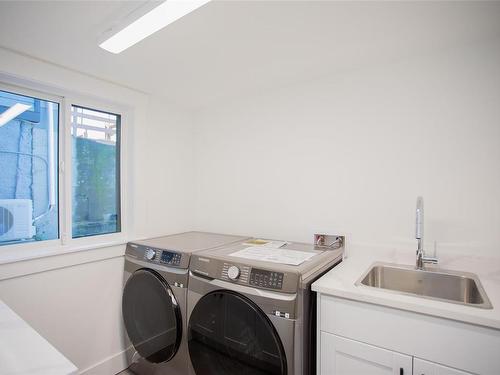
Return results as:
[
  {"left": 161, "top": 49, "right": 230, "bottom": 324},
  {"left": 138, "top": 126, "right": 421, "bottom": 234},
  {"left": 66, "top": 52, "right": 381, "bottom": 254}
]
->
[{"left": 415, "top": 196, "right": 438, "bottom": 270}]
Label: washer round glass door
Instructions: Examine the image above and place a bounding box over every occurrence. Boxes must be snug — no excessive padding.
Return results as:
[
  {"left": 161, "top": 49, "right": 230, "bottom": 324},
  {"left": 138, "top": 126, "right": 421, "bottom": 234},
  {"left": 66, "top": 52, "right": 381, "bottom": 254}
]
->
[
  {"left": 122, "top": 268, "right": 182, "bottom": 363},
  {"left": 188, "top": 290, "right": 287, "bottom": 375}
]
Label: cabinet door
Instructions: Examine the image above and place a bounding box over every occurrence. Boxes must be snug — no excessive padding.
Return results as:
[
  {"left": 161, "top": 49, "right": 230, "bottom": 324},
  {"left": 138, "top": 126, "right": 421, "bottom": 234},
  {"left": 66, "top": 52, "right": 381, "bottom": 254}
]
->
[
  {"left": 320, "top": 332, "right": 412, "bottom": 375},
  {"left": 414, "top": 358, "right": 473, "bottom": 375}
]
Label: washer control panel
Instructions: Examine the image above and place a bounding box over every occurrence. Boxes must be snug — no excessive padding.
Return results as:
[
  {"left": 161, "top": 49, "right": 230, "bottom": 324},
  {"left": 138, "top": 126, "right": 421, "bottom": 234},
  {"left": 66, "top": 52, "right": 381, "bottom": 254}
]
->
[
  {"left": 142, "top": 247, "right": 182, "bottom": 266},
  {"left": 249, "top": 268, "right": 284, "bottom": 290},
  {"left": 160, "top": 250, "right": 182, "bottom": 266},
  {"left": 145, "top": 248, "right": 156, "bottom": 260}
]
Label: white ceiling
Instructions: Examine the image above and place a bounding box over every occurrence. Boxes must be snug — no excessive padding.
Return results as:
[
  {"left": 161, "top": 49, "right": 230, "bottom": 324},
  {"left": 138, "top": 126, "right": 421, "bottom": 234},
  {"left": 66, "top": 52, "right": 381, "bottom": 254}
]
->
[{"left": 0, "top": 1, "right": 499, "bottom": 110}]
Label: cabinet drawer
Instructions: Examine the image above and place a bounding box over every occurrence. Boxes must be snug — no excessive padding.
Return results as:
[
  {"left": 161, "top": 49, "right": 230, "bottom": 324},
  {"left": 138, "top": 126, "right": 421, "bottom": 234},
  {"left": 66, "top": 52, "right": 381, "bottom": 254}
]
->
[{"left": 414, "top": 358, "right": 473, "bottom": 375}]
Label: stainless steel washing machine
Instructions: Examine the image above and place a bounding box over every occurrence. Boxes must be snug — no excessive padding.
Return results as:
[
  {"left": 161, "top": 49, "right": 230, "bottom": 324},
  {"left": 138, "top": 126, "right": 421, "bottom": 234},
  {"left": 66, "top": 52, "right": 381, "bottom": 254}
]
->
[
  {"left": 122, "top": 231, "right": 249, "bottom": 375},
  {"left": 187, "top": 240, "right": 344, "bottom": 375}
]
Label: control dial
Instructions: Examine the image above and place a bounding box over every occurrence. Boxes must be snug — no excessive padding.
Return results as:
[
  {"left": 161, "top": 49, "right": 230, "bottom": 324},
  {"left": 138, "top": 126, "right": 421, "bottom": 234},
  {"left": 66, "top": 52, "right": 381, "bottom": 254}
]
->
[
  {"left": 227, "top": 265, "right": 240, "bottom": 280},
  {"left": 145, "top": 248, "right": 156, "bottom": 261}
]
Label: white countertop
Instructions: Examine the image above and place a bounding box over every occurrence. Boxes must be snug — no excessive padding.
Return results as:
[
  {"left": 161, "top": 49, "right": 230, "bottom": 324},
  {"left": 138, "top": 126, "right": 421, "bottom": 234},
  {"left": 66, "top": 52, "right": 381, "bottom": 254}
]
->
[
  {"left": 312, "top": 245, "right": 500, "bottom": 330},
  {"left": 0, "top": 300, "right": 78, "bottom": 375}
]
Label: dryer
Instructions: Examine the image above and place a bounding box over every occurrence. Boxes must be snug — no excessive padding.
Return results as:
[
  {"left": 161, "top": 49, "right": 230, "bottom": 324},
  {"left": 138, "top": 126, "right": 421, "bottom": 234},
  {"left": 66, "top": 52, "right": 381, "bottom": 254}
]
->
[
  {"left": 122, "top": 231, "right": 249, "bottom": 375},
  {"left": 187, "top": 240, "right": 344, "bottom": 375}
]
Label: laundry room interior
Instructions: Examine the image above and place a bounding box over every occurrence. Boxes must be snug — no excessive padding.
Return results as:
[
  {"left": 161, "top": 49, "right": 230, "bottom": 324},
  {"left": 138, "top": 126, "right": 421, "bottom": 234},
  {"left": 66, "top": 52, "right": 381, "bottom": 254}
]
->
[{"left": 0, "top": 1, "right": 499, "bottom": 375}]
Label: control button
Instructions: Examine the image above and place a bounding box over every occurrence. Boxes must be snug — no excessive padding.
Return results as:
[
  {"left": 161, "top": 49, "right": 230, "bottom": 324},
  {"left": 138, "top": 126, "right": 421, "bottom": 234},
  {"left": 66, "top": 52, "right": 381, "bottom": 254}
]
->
[
  {"left": 145, "top": 248, "right": 156, "bottom": 260},
  {"left": 227, "top": 266, "right": 240, "bottom": 280}
]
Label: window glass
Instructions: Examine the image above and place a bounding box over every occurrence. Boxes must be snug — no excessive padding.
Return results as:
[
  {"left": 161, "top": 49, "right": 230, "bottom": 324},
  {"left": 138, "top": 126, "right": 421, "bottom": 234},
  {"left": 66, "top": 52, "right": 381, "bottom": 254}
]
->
[
  {"left": 0, "top": 89, "right": 59, "bottom": 245},
  {"left": 71, "top": 105, "right": 121, "bottom": 238}
]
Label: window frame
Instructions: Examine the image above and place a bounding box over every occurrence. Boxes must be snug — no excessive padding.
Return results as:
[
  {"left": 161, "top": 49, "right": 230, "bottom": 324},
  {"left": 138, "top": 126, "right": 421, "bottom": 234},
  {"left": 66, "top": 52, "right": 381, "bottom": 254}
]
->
[
  {"left": 0, "top": 80, "right": 129, "bottom": 257},
  {"left": 69, "top": 103, "right": 122, "bottom": 240},
  {"left": 64, "top": 96, "right": 128, "bottom": 247}
]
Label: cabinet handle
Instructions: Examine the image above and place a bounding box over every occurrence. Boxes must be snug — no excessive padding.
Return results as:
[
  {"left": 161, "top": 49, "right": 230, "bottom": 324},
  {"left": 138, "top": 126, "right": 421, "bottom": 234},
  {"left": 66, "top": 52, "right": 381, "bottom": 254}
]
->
[{"left": 399, "top": 368, "right": 404, "bottom": 375}]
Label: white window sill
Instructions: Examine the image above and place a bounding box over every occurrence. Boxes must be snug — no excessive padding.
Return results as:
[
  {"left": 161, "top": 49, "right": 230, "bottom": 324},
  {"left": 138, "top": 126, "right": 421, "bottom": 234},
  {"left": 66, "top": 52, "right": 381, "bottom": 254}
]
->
[
  {"left": 0, "top": 239, "right": 127, "bottom": 266},
  {"left": 0, "top": 236, "right": 130, "bottom": 281}
]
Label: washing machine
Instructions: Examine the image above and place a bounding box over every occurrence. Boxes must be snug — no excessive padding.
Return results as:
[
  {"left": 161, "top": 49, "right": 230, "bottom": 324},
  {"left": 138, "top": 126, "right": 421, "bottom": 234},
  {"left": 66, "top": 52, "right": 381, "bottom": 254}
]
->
[
  {"left": 122, "top": 231, "right": 249, "bottom": 375},
  {"left": 187, "top": 240, "right": 344, "bottom": 375}
]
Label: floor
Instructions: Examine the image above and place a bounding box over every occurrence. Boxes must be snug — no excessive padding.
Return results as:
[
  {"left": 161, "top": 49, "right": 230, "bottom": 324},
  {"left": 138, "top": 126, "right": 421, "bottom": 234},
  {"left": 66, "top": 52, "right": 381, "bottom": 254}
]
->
[{"left": 117, "top": 369, "right": 134, "bottom": 375}]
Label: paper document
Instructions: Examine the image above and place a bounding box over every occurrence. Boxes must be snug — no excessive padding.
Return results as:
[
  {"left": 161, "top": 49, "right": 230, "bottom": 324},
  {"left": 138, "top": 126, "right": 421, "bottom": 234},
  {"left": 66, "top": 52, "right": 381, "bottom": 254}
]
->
[
  {"left": 230, "top": 246, "right": 318, "bottom": 266},
  {"left": 242, "top": 239, "right": 288, "bottom": 248}
]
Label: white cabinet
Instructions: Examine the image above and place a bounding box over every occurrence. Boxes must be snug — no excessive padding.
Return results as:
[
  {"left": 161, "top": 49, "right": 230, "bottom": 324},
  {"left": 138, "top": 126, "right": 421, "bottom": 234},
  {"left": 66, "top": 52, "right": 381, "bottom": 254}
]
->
[
  {"left": 413, "top": 358, "right": 473, "bottom": 375},
  {"left": 320, "top": 332, "right": 473, "bottom": 375},
  {"left": 317, "top": 295, "right": 500, "bottom": 375},
  {"left": 321, "top": 332, "right": 412, "bottom": 375}
]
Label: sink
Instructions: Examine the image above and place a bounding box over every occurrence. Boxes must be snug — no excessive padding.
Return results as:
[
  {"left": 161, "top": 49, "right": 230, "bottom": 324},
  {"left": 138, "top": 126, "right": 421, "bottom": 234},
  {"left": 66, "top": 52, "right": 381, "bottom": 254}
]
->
[{"left": 356, "top": 263, "right": 493, "bottom": 309}]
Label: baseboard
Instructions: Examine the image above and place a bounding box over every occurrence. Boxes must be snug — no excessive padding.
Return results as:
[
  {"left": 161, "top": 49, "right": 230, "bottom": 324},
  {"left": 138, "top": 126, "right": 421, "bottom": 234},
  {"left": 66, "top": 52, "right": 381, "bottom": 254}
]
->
[{"left": 79, "top": 346, "right": 134, "bottom": 375}]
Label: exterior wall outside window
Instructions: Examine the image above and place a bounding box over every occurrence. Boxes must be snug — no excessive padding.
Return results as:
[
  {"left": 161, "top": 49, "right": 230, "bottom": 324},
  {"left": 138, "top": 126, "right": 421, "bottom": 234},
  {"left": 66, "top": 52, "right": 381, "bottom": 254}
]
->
[
  {"left": 71, "top": 108, "right": 121, "bottom": 238},
  {"left": 0, "top": 90, "right": 59, "bottom": 244},
  {"left": 0, "top": 84, "right": 125, "bottom": 248}
]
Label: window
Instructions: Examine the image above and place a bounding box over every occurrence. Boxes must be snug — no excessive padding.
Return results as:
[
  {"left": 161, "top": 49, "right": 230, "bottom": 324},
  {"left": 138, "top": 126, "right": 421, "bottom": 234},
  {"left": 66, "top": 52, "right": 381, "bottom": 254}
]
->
[
  {"left": 71, "top": 105, "right": 121, "bottom": 238},
  {"left": 0, "top": 89, "right": 59, "bottom": 246},
  {"left": 0, "top": 83, "right": 124, "bottom": 249}
]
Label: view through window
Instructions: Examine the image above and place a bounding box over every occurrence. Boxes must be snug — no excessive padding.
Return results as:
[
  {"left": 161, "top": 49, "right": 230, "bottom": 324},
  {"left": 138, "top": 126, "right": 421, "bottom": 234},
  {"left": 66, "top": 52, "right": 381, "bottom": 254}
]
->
[
  {"left": 71, "top": 105, "right": 121, "bottom": 238},
  {"left": 0, "top": 87, "right": 123, "bottom": 247},
  {"left": 0, "top": 89, "right": 59, "bottom": 245}
]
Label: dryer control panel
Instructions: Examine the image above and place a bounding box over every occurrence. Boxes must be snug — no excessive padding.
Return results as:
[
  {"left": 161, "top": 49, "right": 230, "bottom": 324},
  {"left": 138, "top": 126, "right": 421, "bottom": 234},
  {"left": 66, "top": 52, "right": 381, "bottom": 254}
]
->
[
  {"left": 222, "top": 263, "right": 250, "bottom": 283},
  {"left": 221, "top": 263, "right": 284, "bottom": 290},
  {"left": 249, "top": 268, "right": 284, "bottom": 290}
]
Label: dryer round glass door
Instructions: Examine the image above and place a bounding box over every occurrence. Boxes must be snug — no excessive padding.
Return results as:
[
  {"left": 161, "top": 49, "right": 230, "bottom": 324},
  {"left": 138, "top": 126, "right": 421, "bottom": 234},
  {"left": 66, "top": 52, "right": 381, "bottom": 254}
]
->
[
  {"left": 122, "top": 269, "right": 182, "bottom": 363},
  {"left": 188, "top": 290, "right": 287, "bottom": 375}
]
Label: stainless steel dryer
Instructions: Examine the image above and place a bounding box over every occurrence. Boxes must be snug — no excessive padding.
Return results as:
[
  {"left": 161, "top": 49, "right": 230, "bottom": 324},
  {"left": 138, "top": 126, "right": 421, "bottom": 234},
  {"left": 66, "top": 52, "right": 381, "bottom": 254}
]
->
[
  {"left": 122, "top": 231, "right": 249, "bottom": 375},
  {"left": 187, "top": 241, "right": 344, "bottom": 375}
]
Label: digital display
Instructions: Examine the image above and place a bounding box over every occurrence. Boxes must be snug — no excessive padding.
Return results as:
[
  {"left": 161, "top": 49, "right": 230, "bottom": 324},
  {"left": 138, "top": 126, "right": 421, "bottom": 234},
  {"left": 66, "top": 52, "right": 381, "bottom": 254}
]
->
[
  {"left": 160, "top": 250, "right": 181, "bottom": 265},
  {"left": 250, "top": 268, "right": 284, "bottom": 289},
  {"left": 161, "top": 251, "right": 174, "bottom": 263}
]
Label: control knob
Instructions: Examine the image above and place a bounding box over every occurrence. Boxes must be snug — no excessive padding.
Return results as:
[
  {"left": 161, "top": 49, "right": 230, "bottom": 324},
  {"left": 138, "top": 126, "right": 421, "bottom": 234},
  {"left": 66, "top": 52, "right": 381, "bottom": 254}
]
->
[
  {"left": 145, "top": 248, "right": 156, "bottom": 261},
  {"left": 227, "top": 265, "right": 240, "bottom": 280}
]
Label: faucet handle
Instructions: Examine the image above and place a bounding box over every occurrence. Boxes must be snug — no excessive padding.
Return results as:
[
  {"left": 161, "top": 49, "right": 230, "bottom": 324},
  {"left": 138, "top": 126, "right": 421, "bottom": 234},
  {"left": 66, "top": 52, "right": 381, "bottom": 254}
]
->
[
  {"left": 432, "top": 240, "right": 438, "bottom": 258},
  {"left": 422, "top": 255, "right": 438, "bottom": 265},
  {"left": 423, "top": 243, "right": 438, "bottom": 265}
]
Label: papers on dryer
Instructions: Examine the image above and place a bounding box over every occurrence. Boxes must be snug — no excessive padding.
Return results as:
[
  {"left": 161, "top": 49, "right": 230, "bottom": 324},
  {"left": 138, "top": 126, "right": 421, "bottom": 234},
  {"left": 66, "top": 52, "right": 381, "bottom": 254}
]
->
[
  {"left": 242, "top": 239, "right": 288, "bottom": 248},
  {"left": 229, "top": 246, "right": 318, "bottom": 266}
]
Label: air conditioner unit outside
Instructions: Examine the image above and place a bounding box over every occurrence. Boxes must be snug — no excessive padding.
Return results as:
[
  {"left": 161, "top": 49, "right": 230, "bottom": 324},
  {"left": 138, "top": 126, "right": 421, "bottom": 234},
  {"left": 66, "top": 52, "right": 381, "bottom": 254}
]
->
[{"left": 0, "top": 199, "right": 35, "bottom": 242}]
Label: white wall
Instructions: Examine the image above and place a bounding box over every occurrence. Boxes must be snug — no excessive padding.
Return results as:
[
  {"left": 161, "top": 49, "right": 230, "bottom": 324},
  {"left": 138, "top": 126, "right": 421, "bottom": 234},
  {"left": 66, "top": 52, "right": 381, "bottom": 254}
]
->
[
  {"left": 193, "top": 39, "right": 500, "bottom": 256},
  {"left": 0, "top": 248, "right": 127, "bottom": 374},
  {"left": 0, "top": 47, "right": 194, "bottom": 374},
  {"left": 140, "top": 94, "right": 195, "bottom": 238}
]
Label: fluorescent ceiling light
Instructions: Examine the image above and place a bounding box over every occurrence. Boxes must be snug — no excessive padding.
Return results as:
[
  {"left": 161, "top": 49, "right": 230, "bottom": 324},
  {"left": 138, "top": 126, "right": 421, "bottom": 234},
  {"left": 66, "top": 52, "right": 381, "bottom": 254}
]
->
[
  {"left": 0, "top": 103, "right": 32, "bottom": 127},
  {"left": 99, "top": 0, "right": 211, "bottom": 54}
]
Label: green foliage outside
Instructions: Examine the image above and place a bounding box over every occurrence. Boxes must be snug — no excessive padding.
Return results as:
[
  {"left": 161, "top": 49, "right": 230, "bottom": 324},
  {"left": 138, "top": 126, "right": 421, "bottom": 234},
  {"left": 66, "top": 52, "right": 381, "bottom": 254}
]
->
[{"left": 72, "top": 137, "right": 119, "bottom": 238}]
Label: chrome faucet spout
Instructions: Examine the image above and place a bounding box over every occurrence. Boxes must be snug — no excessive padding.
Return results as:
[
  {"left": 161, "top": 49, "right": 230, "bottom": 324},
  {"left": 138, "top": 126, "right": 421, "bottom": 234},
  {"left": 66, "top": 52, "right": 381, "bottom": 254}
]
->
[
  {"left": 416, "top": 196, "right": 424, "bottom": 241},
  {"left": 415, "top": 197, "right": 437, "bottom": 270}
]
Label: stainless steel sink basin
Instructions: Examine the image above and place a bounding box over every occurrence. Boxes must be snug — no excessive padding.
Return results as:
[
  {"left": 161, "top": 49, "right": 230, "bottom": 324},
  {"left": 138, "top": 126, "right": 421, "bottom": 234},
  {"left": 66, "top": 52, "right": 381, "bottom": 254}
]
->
[{"left": 356, "top": 263, "right": 493, "bottom": 309}]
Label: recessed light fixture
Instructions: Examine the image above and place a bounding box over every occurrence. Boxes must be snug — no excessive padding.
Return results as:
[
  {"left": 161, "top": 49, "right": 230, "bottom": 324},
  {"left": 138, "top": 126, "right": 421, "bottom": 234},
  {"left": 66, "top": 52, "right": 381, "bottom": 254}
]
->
[
  {"left": 0, "top": 103, "right": 32, "bottom": 127},
  {"left": 99, "top": 0, "right": 211, "bottom": 54}
]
